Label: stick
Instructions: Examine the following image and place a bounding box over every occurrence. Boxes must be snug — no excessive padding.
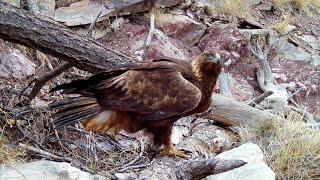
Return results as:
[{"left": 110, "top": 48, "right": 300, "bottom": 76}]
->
[
  {"left": 88, "top": 11, "right": 102, "bottom": 37},
  {"left": 247, "top": 91, "right": 273, "bottom": 107},
  {"left": 117, "top": 139, "right": 145, "bottom": 172},
  {"left": 18, "top": 143, "right": 72, "bottom": 162},
  {"left": 21, "top": 62, "right": 73, "bottom": 99},
  {"left": 142, "top": 13, "right": 155, "bottom": 60}
]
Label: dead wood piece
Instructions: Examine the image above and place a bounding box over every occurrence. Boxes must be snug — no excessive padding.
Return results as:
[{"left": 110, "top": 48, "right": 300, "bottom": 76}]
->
[
  {"left": 176, "top": 158, "right": 246, "bottom": 180},
  {"left": 88, "top": 11, "right": 102, "bottom": 37},
  {"left": 18, "top": 143, "right": 72, "bottom": 162},
  {"left": 0, "top": 2, "right": 134, "bottom": 73},
  {"left": 21, "top": 62, "right": 73, "bottom": 99},
  {"left": 202, "top": 93, "right": 279, "bottom": 126},
  {"left": 142, "top": 13, "right": 155, "bottom": 60},
  {"left": 249, "top": 43, "right": 294, "bottom": 106},
  {"left": 219, "top": 72, "right": 232, "bottom": 97},
  {"left": 247, "top": 91, "right": 273, "bottom": 107}
]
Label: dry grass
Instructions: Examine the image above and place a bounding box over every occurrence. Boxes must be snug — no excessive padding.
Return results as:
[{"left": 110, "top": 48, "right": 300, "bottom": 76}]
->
[
  {"left": 0, "top": 109, "right": 26, "bottom": 164},
  {"left": 0, "top": 138, "right": 26, "bottom": 164},
  {"left": 273, "top": 16, "right": 292, "bottom": 35},
  {"left": 236, "top": 113, "right": 320, "bottom": 180},
  {"left": 272, "top": 0, "right": 320, "bottom": 11},
  {"left": 206, "top": 0, "right": 249, "bottom": 18}
]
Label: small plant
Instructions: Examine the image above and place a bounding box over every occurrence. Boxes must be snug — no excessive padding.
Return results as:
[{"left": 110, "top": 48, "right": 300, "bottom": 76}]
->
[
  {"left": 236, "top": 114, "right": 320, "bottom": 179},
  {"left": 272, "top": 0, "right": 319, "bottom": 11},
  {"left": 273, "top": 16, "right": 292, "bottom": 36},
  {"left": 206, "top": 0, "right": 249, "bottom": 18}
]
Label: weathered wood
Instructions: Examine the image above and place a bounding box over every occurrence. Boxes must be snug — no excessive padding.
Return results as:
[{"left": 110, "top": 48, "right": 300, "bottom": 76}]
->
[
  {"left": 202, "top": 93, "right": 278, "bottom": 126},
  {"left": 0, "top": 2, "right": 133, "bottom": 73}
]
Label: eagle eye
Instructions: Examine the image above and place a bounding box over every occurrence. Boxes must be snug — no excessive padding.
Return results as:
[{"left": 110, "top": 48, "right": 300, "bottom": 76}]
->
[{"left": 206, "top": 53, "right": 221, "bottom": 64}]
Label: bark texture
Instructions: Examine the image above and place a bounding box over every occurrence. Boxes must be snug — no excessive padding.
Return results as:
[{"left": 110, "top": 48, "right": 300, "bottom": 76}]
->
[{"left": 0, "top": 2, "right": 133, "bottom": 73}]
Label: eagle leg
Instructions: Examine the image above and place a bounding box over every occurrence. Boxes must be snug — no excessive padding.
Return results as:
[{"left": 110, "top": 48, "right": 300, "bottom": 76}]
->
[
  {"left": 160, "top": 140, "right": 189, "bottom": 159},
  {"left": 148, "top": 122, "right": 189, "bottom": 159}
]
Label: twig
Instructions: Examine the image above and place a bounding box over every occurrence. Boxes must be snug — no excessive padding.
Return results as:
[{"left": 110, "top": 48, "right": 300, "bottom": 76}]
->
[
  {"left": 16, "top": 120, "right": 44, "bottom": 149},
  {"left": 142, "top": 13, "right": 155, "bottom": 60},
  {"left": 117, "top": 139, "right": 145, "bottom": 172},
  {"left": 21, "top": 62, "right": 73, "bottom": 99},
  {"left": 48, "top": 118, "right": 70, "bottom": 154},
  {"left": 116, "top": 158, "right": 155, "bottom": 173},
  {"left": 88, "top": 11, "right": 102, "bottom": 37},
  {"left": 247, "top": 91, "right": 273, "bottom": 107},
  {"left": 18, "top": 143, "right": 72, "bottom": 162},
  {"left": 66, "top": 126, "right": 124, "bottom": 151},
  {"left": 249, "top": 43, "right": 273, "bottom": 83}
]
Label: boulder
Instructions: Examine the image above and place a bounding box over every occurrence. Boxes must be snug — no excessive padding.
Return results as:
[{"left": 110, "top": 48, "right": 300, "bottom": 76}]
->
[
  {"left": 206, "top": 143, "right": 276, "bottom": 180},
  {"left": 0, "top": 49, "right": 36, "bottom": 80},
  {"left": 278, "top": 39, "right": 312, "bottom": 62},
  {"left": 156, "top": 14, "right": 207, "bottom": 46},
  {"left": 300, "top": 35, "right": 320, "bottom": 51},
  {"left": 0, "top": 160, "right": 106, "bottom": 180},
  {"left": 54, "top": 0, "right": 110, "bottom": 26}
]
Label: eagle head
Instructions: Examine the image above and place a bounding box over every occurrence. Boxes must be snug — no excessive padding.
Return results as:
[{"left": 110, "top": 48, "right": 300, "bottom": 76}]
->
[{"left": 192, "top": 50, "right": 222, "bottom": 80}]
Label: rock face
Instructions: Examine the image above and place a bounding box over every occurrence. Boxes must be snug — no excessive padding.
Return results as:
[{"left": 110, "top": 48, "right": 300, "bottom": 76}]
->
[
  {"left": 54, "top": 0, "right": 110, "bottom": 26},
  {"left": 99, "top": 23, "right": 200, "bottom": 61},
  {"left": 156, "top": 14, "right": 207, "bottom": 46},
  {"left": 199, "top": 25, "right": 245, "bottom": 64},
  {"left": 0, "top": 160, "right": 106, "bottom": 180},
  {"left": 0, "top": 49, "right": 36, "bottom": 80},
  {"left": 206, "top": 143, "right": 276, "bottom": 180}
]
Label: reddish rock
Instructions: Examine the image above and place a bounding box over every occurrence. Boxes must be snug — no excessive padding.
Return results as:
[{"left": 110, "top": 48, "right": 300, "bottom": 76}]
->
[
  {"left": 199, "top": 25, "right": 246, "bottom": 64},
  {"left": 0, "top": 47, "right": 35, "bottom": 80},
  {"left": 99, "top": 22, "right": 201, "bottom": 61},
  {"left": 156, "top": 14, "right": 207, "bottom": 46}
]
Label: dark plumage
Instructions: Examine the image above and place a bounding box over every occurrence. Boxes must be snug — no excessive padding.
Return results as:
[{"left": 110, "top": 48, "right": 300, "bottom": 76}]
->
[{"left": 50, "top": 51, "right": 222, "bottom": 158}]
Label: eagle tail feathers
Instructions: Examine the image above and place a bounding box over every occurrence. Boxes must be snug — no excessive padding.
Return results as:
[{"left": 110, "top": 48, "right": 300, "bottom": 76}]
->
[{"left": 50, "top": 97, "right": 103, "bottom": 128}]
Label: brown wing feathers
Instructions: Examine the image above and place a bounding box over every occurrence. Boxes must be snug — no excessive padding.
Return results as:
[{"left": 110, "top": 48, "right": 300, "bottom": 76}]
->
[{"left": 49, "top": 59, "right": 202, "bottom": 128}]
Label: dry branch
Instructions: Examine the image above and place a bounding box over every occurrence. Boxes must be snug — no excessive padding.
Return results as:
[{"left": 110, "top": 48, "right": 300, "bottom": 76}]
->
[
  {"left": 22, "top": 62, "right": 73, "bottom": 99},
  {"left": 0, "top": 2, "right": 134, "bottom": 74},
  {"left": 202, "top": 93, "right": 279, "bottom": 126},
  {"left": 18, "top": 143, "right": 72, "bottom": 162}
]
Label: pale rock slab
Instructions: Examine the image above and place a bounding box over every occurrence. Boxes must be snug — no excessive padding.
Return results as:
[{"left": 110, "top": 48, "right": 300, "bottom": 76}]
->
[
  {"left": 0, "top": 160, "right": 106, "bottom": 180},
  {"left": 206, "top": 143, "right": 276, "bottom": 180}
]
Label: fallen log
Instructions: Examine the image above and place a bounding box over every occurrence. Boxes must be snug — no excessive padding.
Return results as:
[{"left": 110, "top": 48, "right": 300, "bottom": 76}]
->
[
  {"left": 202, "top": 93, "right": 279, "bottom": 126},
  {"left": 0, "top": 2, "right": 133, "bottom": 74}
]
